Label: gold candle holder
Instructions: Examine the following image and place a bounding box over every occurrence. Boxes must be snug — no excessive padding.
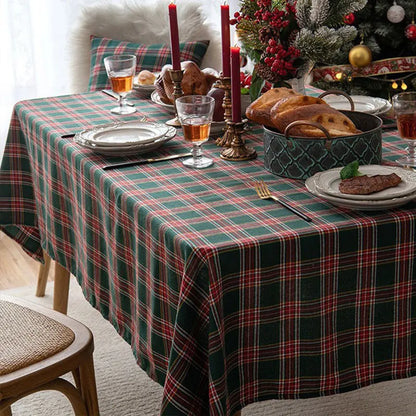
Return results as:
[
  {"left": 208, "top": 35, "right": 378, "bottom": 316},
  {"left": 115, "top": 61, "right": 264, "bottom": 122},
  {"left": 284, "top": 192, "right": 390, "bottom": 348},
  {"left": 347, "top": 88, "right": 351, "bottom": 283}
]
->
[
  {"left": 166, "top": 69, "right": 184, "bottom": 127},
  {"left": 220, "top": 119, "right": 257, "bottom": 161},
  {"left": 215, "top": 76, "right": 233, "bottom": 147}
]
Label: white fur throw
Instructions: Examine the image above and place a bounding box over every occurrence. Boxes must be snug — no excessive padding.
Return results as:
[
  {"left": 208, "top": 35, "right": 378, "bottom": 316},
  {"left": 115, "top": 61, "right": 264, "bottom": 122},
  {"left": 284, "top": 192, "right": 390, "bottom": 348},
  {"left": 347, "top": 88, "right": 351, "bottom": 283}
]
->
[{"left": 69, "top": 0, "right": 222, "bottom": 93}]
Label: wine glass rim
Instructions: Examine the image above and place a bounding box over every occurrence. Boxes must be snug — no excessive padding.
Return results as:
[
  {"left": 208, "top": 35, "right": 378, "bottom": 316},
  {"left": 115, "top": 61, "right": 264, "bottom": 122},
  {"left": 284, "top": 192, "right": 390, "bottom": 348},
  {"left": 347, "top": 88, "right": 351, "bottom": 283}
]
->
[
  {"left": 176, "top": 95, "right": 215, "bottom": 104},
  {"left": 104, "top": 54, "right": 136, "bottom": 62}
]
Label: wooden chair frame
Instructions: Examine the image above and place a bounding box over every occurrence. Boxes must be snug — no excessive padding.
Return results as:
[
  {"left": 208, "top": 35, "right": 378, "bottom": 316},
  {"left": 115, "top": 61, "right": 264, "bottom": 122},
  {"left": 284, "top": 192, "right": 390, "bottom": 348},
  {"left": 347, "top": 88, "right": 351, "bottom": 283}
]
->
[{"left": 0, "top": 295, "right": 99, "bottom": 415}]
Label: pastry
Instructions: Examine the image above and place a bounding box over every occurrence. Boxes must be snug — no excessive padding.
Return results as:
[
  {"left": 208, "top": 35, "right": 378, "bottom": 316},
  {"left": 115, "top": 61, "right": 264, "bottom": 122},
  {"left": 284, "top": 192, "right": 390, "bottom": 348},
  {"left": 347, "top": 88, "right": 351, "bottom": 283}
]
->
[
  {"left": 154, "top": 61, "right": 218, "bottom": 104},
  {"left": 137, "top": 70, "right": 156, "bottom": 85}
]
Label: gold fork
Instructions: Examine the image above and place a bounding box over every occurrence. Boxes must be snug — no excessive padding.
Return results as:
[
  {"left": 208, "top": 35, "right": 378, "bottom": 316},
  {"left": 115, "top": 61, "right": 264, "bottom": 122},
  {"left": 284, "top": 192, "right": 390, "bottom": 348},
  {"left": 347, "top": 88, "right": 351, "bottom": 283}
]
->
[{"left": 254, "top": 180, "right": 312, "bottom": 222}]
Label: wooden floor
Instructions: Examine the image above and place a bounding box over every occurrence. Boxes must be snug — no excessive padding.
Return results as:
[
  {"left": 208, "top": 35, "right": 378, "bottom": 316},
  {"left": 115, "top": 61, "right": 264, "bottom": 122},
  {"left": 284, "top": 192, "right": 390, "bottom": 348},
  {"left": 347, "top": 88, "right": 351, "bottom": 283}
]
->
[{"left": 0, "top": 231, "right": 55, "bottom": 290}]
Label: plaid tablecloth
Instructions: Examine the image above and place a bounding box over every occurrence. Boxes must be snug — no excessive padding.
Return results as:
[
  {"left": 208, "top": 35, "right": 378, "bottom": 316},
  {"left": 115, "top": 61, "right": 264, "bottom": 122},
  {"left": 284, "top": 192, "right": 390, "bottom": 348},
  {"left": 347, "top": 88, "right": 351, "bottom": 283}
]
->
[{"left": 1, "top": 90, "right": 416, "bottom": 415}]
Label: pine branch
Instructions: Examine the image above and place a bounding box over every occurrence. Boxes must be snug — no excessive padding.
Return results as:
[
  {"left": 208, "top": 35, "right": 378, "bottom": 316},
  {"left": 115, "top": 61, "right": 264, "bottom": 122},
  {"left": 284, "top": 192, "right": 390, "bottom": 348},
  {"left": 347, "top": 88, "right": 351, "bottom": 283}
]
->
[
  {"left": 366, "top": 37, "right": 381, "bottom": 55},
  {"left": 295, "top": 26, "right": 357, "bottom": 64},
  {"left": 296, "top": 0, "right": 312, "bottom": 29},
  {"left": 309, "top": 0, "right": 331, "bottom": 28},
  {"left": 358, "top": 22, "right": 373, "bottom": 39},
  {"left": 324, "top": 0, "right": 367, "bottom": 27}
]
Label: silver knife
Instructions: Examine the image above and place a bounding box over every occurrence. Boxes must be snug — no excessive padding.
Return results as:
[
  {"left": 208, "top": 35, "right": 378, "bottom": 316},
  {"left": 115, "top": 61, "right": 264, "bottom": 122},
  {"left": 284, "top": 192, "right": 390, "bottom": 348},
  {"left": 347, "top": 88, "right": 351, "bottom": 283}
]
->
[
  {"left": 102, "top": 153, "right": 192, "bottom": 170},
  {"left": 102, "top": 89, "right": 135, "bottom": 107}
]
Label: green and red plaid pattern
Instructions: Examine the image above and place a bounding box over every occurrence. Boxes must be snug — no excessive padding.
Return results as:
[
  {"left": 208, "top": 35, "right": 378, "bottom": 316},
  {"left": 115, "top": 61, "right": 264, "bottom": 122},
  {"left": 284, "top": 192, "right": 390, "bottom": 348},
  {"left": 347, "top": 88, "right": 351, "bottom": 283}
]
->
[
  {"left": 88, "top": 36, "right": 209, "bottom": 91},
  {"left": 1, "top": 90, "right": 416, "bottom": 416}
]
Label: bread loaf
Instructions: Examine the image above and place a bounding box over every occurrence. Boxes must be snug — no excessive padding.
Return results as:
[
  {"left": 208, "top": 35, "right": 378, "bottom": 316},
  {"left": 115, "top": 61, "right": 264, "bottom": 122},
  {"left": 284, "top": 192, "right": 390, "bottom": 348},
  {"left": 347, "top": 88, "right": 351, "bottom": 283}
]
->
[
  {"left": 270, "top": 95, "right": 326, "bottom": 114},
  {"left": 245, "top": 87, "right": 360, "bottom": 138},
  {"left": 271, "top": 103, "right": 360, "bottom": 137},
  {"left": 245, "top": 87, "right": 301, "bottom": 128}
]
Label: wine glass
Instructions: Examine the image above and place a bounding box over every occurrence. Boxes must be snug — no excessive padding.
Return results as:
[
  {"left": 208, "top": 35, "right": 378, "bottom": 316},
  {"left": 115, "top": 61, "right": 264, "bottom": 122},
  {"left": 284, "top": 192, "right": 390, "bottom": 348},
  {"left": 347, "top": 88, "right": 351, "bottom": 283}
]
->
[
  {"left": 104, "top": 54, "right": 137, "bottom": 115},
  {"left": 176, "top": 95, "right": 215, "bottom": 169},
  {"left": 392, "top": 91, "right": 416, "bottom": 167}
]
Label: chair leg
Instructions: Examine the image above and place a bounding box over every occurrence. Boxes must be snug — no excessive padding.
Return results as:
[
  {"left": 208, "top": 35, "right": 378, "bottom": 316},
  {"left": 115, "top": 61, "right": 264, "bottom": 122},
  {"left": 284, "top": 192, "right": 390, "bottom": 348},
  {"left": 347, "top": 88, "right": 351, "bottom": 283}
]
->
[
  {"left": 0, "top": 406, "right": 12, "bottom": 416},
  {"left": 53, "top": 262, "right": 70, "bottom": 314},
  {"left": 35, "top": 251, "right": 51, "bottom": 297},
  {"left": 1, "top": 378, "right": 88, "bottom": 416},
  {"left": 78, "top": 355, "right": 99, "bottom": 416},
  {"left": 72, "top": 367, "right": 81, "bottom": 391}
]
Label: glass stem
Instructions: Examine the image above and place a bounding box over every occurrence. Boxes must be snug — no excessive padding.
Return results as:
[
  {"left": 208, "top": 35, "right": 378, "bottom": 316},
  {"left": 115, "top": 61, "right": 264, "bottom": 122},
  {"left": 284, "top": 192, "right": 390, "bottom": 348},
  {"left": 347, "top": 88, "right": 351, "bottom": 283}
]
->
[
  {"left": 119, "top": 93, "right": 126, "bottom": 112},
  {"left": 192, "top": 143, "right": 203, "bottom": 164},
  {"left": 408, "top": 141, "right": 416, "bottom": 159}
]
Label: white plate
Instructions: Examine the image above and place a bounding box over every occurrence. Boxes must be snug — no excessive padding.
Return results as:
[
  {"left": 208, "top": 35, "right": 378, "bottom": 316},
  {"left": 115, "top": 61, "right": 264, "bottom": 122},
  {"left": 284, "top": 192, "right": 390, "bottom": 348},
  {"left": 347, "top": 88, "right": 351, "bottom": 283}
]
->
[
  {"left": 78, "top": 121, "right": 169, "bottom": 147},
  {"left": 374, "top": 99, "right": 392, "bottom": 116},
  {"left": 316, "top": 165, "right": 416, "bottom": 201},
  {"left": 133, "top": 83, "right": 156, "bottom": 92},
  {"left": 305, "top": 173, "right": 416, "bottom": 211},
  {"left": 151, "top": 90, "right": 175, "bottom": 113},
  {"left": 75, "top": 126, "right": 176, "bottom": 156},
  {"left": 323, "top": 95, "right": 392, "bottom": 115}
]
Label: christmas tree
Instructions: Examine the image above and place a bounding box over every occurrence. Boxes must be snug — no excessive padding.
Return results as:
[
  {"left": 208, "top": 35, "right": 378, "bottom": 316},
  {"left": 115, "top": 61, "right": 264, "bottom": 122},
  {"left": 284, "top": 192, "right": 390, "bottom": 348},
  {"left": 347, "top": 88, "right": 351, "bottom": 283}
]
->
[
  {"left": 233, "top": 0, "right": 367, "bottom": 99},
  {"left": 312, "top": 0, "right": 416, "bottom": 99}
]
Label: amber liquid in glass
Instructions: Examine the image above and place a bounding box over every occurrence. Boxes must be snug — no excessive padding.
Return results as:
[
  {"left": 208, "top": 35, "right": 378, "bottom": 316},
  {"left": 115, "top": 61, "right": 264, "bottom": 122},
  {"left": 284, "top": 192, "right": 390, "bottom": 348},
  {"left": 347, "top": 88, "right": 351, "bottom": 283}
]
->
[
  {"left": 397, "top": 113, "right": 416, "bottom": 140},
  {"left": 182, "top": 119, "right": 211, "bottom": 142},
  {"left": 110, "top": 75, "right": 133, "bottom": 94}
]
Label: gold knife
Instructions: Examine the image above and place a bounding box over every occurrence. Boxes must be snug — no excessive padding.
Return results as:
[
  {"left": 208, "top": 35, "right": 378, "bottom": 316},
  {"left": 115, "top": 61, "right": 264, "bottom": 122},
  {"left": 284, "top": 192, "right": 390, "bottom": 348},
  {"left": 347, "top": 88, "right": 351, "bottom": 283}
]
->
[{"left": 102, "top": 153, "right": 192, "bottom": 170}]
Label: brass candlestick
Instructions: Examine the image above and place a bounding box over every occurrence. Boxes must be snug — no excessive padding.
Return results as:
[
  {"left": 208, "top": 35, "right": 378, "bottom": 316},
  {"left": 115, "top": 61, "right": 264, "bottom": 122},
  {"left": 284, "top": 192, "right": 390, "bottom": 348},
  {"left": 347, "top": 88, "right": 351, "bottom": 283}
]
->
[
  {"left": 166, "top": 69, "right": 184, "bottom": 127},
  {"left": 220, "top": 119, "right": 257, "bottom": 161},
  {"left": 215, "top": 76, "right": 233, "bottom": 147}
]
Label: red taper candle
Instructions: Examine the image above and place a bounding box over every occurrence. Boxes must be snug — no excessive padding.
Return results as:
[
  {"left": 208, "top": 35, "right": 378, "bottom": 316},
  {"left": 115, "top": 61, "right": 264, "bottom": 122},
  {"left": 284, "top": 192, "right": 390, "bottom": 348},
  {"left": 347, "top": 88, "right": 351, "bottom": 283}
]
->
[
  {"left": 168, "top": 3, "right": 181, "bottom": 70},
  {"left": 231, "top": 46, "right": 241, "bottom": 122},
  {"left": 221, "top": 3, "right": 231, "bottom": 77}
]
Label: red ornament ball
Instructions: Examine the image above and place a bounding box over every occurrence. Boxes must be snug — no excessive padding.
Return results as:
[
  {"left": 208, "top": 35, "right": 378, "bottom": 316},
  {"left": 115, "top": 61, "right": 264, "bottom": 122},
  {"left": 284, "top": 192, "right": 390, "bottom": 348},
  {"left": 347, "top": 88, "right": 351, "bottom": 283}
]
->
[
  {"left": 343, "top": 13, "right": 355, "bottom": 25},
  {"left": 405, "top": 23, "right": 416, "bottom": 40}
]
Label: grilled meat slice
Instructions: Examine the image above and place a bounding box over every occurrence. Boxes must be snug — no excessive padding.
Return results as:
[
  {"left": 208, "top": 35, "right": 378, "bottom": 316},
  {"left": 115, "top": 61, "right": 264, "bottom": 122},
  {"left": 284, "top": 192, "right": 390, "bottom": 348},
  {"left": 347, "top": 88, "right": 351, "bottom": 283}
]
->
[{"left": 339, "top": 173, "right": 402, "bottom": 195}]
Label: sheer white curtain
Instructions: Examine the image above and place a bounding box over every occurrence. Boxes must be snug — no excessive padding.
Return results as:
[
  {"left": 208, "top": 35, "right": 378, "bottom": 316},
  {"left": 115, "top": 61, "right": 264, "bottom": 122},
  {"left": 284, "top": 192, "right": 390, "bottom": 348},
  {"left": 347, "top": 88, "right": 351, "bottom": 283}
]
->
[
  {"left": 0, "top": 0, "right": 88, "bottom": 161},
  {"left": 0, "top": 0, "right": 238, "bottom": 162}
]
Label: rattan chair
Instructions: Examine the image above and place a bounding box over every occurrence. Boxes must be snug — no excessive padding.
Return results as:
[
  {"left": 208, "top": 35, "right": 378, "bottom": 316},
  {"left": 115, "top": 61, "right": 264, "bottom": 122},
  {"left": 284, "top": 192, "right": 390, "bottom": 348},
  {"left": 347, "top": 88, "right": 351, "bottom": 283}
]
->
[{"left": 0, "top": 295, "right": 99, "bottom": 415}]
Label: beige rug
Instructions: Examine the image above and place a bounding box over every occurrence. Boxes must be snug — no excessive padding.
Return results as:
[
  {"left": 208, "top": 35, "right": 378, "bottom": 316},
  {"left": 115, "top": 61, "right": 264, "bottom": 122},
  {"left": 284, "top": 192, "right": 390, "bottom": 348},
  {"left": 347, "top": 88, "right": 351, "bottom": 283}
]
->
[{"left": 2, "top": 279, "right": 416, "bottom": 416}]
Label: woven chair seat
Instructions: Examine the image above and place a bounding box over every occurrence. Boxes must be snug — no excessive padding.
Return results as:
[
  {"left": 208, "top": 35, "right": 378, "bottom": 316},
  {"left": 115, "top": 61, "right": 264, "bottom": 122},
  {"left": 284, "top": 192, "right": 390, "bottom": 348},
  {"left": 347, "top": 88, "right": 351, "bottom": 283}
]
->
[
  {"left": 0, "top": 300, "right": 75, "bottom": 375},
  {"left": 0, "top": 295, "right": 99, "bottom": 415}
]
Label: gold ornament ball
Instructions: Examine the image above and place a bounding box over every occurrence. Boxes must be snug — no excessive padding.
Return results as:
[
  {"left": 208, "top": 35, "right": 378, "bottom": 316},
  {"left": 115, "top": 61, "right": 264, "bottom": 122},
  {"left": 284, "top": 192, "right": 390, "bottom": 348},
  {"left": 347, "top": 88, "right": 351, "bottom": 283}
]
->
[{"left": 348, "top": 44, "right": 372, "bottom": 68}]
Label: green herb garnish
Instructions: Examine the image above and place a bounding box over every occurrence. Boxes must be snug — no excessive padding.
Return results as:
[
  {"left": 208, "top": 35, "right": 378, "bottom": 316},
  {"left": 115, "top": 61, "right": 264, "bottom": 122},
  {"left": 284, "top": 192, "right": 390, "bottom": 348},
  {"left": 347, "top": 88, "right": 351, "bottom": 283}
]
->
[{"left": 340, "top": 160, "right": 361, "bottom": 180}]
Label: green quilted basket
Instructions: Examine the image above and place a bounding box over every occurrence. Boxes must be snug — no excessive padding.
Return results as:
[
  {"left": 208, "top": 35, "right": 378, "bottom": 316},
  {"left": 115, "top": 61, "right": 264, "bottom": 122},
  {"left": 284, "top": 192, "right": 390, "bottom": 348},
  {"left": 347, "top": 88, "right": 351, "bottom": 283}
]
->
[{"left": 263, "top": 110, "right": 383, "bottom": 180}]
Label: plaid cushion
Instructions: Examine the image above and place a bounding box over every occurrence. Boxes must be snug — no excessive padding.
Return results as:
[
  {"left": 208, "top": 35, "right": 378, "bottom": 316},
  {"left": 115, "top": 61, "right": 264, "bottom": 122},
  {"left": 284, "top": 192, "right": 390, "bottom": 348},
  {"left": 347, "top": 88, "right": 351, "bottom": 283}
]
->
[{"left": 88, "top": 36, "right": 210, "bottom": 91}]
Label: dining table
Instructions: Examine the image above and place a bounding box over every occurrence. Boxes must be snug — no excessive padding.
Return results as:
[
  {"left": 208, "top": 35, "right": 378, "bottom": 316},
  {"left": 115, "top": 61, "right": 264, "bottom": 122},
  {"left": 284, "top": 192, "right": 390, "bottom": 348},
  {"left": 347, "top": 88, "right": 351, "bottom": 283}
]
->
[{"left": 1, "top": 86, "right": 416, "bottom": 416}]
